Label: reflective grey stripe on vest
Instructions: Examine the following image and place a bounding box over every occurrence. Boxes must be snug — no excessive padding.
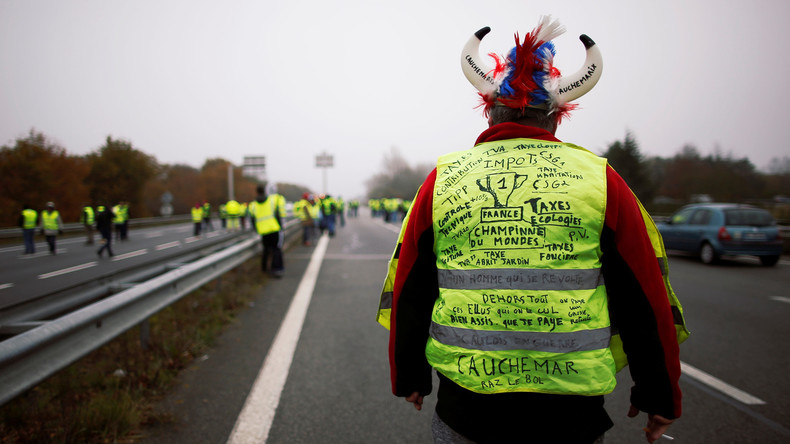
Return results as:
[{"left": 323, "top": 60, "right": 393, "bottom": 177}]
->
[
  {"left": 379, "top": 291, "right": 393, "bottom": 310},
  {"left": 430, "top": 322, "right": 611, "bottom": 353},
  {"left": 437, "top": 268, "right": 604, "bottom": 291},
  {"left": 658, "top": 257, "right": 668, "bottom": 276}
]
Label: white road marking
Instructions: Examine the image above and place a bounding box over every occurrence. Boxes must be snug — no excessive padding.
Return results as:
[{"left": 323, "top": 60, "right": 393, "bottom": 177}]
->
[
  {"left": 324, "top": 254, "right": 391, "bottom": 260},
  {"left": 373, "top": 218, "right": 403, "bottom": 234},
  {"left": 0, "top": 245, "right": 23, "bottom": 254},
  {"left": 681, "top": 361, "right": 766, "bottom": 405},
  {"left": 145, "top": 231, "right": 164, "bottom": 238},
  {"left": 155, "top": 241, "right": 181, "bottom": 251},
  {"left": 770, "top": 296, "right": 790, "bottom": 304},
  {"left": 20, "top": 249, "right": 70, "bottom": 259},
  {"left": 0, "top": 283, "right": 14, "bottom": 290},
  {"left": 184, "top": 236, "right": 200, "bottom": 243},
  {"left": 226, "top": 233, "right": 329, "bottom": 444},
  {"left": 38, "top": 262, "right": 98, "bottom": 279},
  {"left": 111, "top": 249, "right": 148, "bottom": 261}
]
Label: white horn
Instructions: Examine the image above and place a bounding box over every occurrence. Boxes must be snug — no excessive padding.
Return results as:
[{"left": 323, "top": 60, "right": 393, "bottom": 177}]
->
[
  {"left": 557, "top": 34, "right": 603, "bottom": 103},
  {"left": 461, "top": 27, "right": 498, "bottom": 99}
]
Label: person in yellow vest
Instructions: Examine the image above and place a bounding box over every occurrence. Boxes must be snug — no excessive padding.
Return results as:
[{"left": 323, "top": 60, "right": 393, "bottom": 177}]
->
[
  {"left": 39, "top": 201, "right": 63, "bottom": 254},
  {"left": 112, "top": 203, "right": 124, "bottom": 241},
  {"left": 218, "top": 202, "right": 227, "bottom": 229},
  {"left": 252, "top": 184, "right": 286, "bottom": 277},
  {"left": 239, "top": 201, "right": 248, "bottom": 230},
  {"left": 81, "top": 204, "right": 95, "bottom": 245},
  {"left": 225, "top": 199, "right": 241, "bottom": 231},
  {"left": 308, "top": 194, "right": 320, "bottom": 241},
  {"left": 202, "top": 201, "right": 213, "bottom": 232},
  {"left": 112, "top": 201, "right": 130, "bottom": 241},
  {"left": 295, "top": 192, "right": 315, "bottom": 246},
  {"left": 337, "top": 196, "right": 346, "bottom": 227},
  {"left": 191, "top": 202, "right": 204, "bottom": 236},
  {"left": 383, "top": 197, "right": 401, "bottom": 223},
  {"left": 376, "top": 18, "right": 688, "bottom": 444},
  {"left": 18, "top": 203, "right": 38, "bottom": 254},
  {"left": 320, "top": 194, "right": 338, "bottom": 237},
  {"left": 368, "top": 198, "right": 381, "bottom": 218}
]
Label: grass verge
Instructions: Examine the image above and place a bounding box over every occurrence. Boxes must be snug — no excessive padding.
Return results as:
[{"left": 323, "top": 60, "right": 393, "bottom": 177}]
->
[{"left": 0, "top": 258, "right": 265, "bottom": 443}]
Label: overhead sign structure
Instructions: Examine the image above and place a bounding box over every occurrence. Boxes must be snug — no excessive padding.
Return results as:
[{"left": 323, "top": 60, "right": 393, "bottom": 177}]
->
[
  {"left": 243, "top": 155, "right": 267, "bottom": 183},
  {"left": 315, "top": 153, "right": 334, "bottom": 168},
  {"left": 316, "top": 152, "right": 334, "bottom": 194}
]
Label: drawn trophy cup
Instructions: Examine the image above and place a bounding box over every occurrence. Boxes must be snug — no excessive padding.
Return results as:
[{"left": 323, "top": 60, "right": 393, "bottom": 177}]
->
[{"left": 477, "top": 172, "right": 527, "bottom": 208}]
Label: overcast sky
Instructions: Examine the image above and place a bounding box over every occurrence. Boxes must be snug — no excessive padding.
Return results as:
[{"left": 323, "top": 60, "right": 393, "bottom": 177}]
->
[{"left": 2, "top": 0, "right": 789, "bottom": 201}]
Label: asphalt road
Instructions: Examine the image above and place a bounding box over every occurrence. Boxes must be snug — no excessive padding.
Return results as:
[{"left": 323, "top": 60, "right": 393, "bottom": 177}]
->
[
  {"left": 0, "top": 222, "right": 246, "bottom": 310},
  {"left": 133, "top": 212, "right": 790, "bottom": 444}
]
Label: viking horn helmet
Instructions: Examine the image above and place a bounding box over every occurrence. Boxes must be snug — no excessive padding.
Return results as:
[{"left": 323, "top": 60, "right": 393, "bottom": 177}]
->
[{"left": 460, "top": 17, "right": 603, "bottom": 119}]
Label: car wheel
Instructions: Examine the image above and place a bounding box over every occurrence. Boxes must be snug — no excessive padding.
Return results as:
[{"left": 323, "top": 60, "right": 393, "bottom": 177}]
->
[
  {"left": 700, "top": 242, "right": 718, "bottom": 264},
  {"left": 759, "top": 255, "right": 780, "bottom": 267}
]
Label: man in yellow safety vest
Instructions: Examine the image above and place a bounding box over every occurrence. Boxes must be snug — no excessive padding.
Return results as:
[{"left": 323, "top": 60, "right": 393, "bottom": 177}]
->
[
  {"left": 81, "top": 204, "right": 95, "bottom": 245},
  {"left": 40, "top": 201, "right": 63, "bottom": 254},
  {"left": 377, "top": 17, "right": 688, "bottom": 444},
  {"left": 191, "top": 202, "right": 204, "bottom": 236},
  {"left": 19, "top": 203, "right": 38, "bottom": 254},
  {"left": 250, "top": 184, "right": 286, "bottom": 277}
]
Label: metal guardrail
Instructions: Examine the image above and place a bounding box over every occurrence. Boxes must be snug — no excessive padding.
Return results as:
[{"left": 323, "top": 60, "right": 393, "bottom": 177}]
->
[{"left": 0, "top": 219, "right": 301, "bottom": 406}]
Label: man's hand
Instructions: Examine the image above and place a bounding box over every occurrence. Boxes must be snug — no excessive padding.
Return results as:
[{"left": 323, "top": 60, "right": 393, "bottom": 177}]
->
[
  {"left": 405, "top": 392, "right": 424, "bottom": 411},
  {"left": 628, "top": 405, "right": 674, "bottom": 443}
]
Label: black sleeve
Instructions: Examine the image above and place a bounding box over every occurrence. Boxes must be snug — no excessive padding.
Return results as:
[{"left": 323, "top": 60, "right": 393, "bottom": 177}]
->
[
  {"left": 392, "top": 227, "right": 439, "bottom": 397},
  {"left": 601, "top": 227, "right": 678, "bottom": 419}
]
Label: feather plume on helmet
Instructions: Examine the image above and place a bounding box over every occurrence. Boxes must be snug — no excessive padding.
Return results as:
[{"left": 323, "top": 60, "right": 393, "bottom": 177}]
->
[{"left": 461, "top": 16, "right": 603, "bottom": 125}]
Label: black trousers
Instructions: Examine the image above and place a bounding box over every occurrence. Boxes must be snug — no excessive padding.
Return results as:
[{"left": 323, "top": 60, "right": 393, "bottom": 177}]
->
[
  {"left": 261, "top": 232, "right": 283, "bottom": 272},
  {"left": 97, "top": 232, "right": 113, "bottom": 256}
]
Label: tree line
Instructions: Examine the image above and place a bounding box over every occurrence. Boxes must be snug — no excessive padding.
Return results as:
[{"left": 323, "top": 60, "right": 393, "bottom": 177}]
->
[
  {"left": 3, "top": 129, "right": 789, "bottom": 227},
  {"left": 0, "top": 130, "right": 310, "bottom": 227},
  {"left": 366, "top": 135, "right": 790, "bottom": 220}
]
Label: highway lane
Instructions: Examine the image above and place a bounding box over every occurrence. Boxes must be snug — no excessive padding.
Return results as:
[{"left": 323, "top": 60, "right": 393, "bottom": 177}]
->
[
  {"left": 138, "top": 212, "right": 790, "bottom": 443},
  {"left": 0, "top": 223, "right": 253, "bottom": 310}
]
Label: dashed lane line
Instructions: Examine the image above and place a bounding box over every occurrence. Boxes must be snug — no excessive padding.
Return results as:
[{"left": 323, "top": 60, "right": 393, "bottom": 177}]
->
[
  {"left": 226, "top": 233, "right": 329, "bottom": 444},
  {"left": 0, "top": 283, "right": 13, "bottom": 290},
  {"left": 681, "top": 361, "right": 765, "bottom": 405},
  {"left": 770, "top": 296, "right": 790, "bottom": 304},
  {"left": 38, "top": 262, "right": 98, "bottom": 279},
  {"left": 111, "top": 249, "right": 148, "bottom": 261},
  {"left": 19, "top": 249, "right": 70, "bottom": 259},
  {"left": 155, "top": 241, "right": 181, "bottom": 251}
]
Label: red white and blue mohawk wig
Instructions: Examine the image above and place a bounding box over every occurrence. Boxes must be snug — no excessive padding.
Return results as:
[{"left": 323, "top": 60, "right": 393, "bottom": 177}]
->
[{"left": 461, "top": 16, "right": 603, "bottom": 125}]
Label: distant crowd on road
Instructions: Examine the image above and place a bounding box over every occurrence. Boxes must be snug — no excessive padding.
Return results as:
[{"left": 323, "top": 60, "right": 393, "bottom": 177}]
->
[{"left": 17, "top": 193, "right": 392, "bottom": 262}]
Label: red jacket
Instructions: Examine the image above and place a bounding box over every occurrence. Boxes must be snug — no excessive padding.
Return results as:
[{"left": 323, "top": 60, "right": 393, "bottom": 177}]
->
[{"left": 387, "top": 122, "right": 681, "bottom": 442}]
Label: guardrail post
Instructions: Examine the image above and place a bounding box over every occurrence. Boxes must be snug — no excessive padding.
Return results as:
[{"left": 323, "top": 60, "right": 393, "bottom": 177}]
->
[{"left": 139, "top": 319, "right": 150, "bottom": 351}]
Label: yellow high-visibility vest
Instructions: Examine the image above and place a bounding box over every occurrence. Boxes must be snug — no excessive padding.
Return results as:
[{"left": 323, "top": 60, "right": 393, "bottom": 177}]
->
[
  {"left": 82, "top": 206, "right": 95, "bottom": 225},
  {"left": 22, "top": 209, "right": 38, "bottom": 229},
  {"left": 377, "top": 138, "right": 689, "bottom": 395},
  {"left": 191, "top": 207, "right": 203, "bottom": 223},
  {"left": 42, "top": 210, "right": 60, "bottom": 231},
  {"left": 253, "top": 197, "right": 281, "bottom": 235}
]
